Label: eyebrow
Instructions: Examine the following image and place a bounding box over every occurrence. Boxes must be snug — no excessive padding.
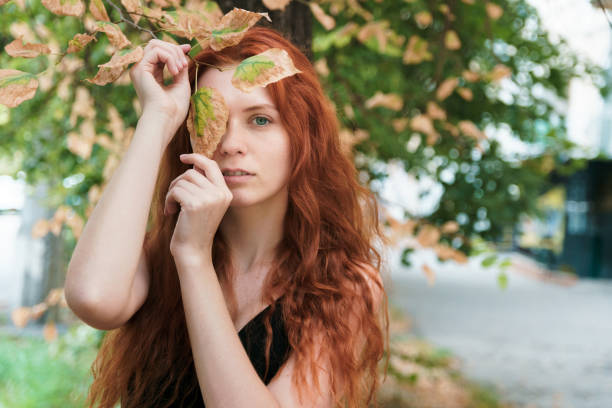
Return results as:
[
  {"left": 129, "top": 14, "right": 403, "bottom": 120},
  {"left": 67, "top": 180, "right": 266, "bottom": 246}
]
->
[{"left": 242, "top": 104, "right": 278, "bottom": 113}]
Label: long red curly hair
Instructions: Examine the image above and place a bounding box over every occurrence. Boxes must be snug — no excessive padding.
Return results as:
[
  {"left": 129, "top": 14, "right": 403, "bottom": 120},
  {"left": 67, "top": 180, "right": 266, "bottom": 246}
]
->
[{"left": 86, "top": 27, "right": 389, "bottom": 407}]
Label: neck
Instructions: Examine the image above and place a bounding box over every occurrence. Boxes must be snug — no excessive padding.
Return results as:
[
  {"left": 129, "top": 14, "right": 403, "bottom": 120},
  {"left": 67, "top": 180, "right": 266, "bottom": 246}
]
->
[{"left": 219, "top": 190, "right": 288, "bottom": 275}]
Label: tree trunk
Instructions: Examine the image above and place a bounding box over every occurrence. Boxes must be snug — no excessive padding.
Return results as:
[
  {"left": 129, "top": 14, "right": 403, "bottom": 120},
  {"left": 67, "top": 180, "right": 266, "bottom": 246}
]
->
[{"left": 217, "top": 0, "right": 313, "bottom": 61}]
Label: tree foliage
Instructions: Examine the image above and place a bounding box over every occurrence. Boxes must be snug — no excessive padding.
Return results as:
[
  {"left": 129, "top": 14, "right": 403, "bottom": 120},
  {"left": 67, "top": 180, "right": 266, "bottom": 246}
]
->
[{"left": 0, "top": 0, "right": 606, "bottom": 309}]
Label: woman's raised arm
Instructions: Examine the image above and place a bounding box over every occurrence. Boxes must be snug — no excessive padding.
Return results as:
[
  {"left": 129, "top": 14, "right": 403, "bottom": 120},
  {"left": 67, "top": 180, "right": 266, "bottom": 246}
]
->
[{"left": 64, "top": 40, "right": 192, "bottom": 330}]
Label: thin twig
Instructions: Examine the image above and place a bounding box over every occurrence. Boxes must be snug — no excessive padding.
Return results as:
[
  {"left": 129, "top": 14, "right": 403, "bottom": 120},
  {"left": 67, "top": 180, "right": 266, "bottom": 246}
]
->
[
  {"left": 103, "top": 0, "right": 158, "bottom": 39},
  {"left": 597, "top": 0, "right": 612, "bottom": 29}
]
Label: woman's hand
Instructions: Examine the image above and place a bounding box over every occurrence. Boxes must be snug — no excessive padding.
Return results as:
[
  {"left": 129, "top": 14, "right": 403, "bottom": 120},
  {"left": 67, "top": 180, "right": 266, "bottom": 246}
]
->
[
  {"left": 130, "top": 39, "right": 192, "bottom": 140},
  {"left": 165, "top": 153, "right": 233, "bottom": 266}
]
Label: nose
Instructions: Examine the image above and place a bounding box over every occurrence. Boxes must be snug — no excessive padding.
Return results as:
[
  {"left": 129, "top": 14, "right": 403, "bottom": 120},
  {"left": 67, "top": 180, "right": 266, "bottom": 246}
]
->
[{"left": 216, "top": 119, "right": 246, "bottom": 157}]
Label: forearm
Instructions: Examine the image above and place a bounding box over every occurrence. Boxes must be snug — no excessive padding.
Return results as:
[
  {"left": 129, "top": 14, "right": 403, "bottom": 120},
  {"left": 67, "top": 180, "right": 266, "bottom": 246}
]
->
[
  {"left": 65, "top": 113, "right": 172, "bottom": 314},
  {"left": 175, "top": 257, "right": 281, "bottom": 408}
]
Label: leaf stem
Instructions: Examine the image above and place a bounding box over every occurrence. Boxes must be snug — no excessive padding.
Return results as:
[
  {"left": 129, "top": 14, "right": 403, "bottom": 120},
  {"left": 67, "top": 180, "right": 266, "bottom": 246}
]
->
[{"left": 103, "top": 0, "right": 158, "bottom": 39}]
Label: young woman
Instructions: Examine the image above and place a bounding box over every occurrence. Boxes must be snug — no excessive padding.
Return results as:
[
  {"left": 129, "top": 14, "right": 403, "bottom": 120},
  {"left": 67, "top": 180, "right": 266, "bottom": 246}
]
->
[{"left": 65, "top": 27, "right": 389, "bottom": 408}]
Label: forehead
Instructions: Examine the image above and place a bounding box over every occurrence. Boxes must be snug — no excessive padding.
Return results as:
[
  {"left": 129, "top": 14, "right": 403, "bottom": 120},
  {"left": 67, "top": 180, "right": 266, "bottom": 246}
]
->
[{"left": 197, "top": 66, "right": 276, "bottom": 110}]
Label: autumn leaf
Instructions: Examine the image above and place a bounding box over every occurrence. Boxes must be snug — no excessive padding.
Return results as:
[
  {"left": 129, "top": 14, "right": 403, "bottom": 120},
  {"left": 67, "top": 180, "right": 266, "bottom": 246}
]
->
[
  {"left": 42, "top": 0, "right": 85, "bottom": 17},
  {"left": 262, "top": 0, "right": 291, "bottom": 11},
  {"left": 357, "top": 21, "right": 390, "bottom": 53},
  {"left": 416, "top": 224, "right": 441, "bottom": 247},
  {"left": 67, "top": 33, "right": 97, "bottom": 53},
  {"left": 426, "top": 101, "right": 446, "bottom": 121},
  {"left": 410, "top": 114, "right": 439, "bottom": 145},
  {"left": 458, "top": 120, "right": 486, "bottom": 140},
  {"left": 5, "top": 38, "right": 51, "bottom": 58},
  {"left": 231, "top": 48, "right": 301, "bottom": 93},
  {"left": 486, "top": 2, "right": 503, "bottom": 20},
  {"left": 0, "top": 69, "right": 39, "bottom": 108},
  {"left": 210, "top": 8, "right": 271, "bottom": 51},
  {"left": 93, "top": 21, "right": 131, "bottom": 50},
  {"left": 365, "top": 91, "right": 403, "bottom": 111},
  {"left": 89, "top": 0, "right": 110, "bottom": 21},
  {"left": 444, "top": 30, "right": 461, "bottom": 50},
  {"left": 11, "top": 307, "right": 31, "bottom": 328},
  {"left": 414, "top": 11, "right": 432, "bottom": 27},
  {"left": 30, "top": 303, "right": 48, "bottom": 319},
  {"left": 488, "top": 64, "right": 511, "bottom": 82},
  {"left": 403, "top": 35, "right": 432, "bottom": 65},
  {"left": 422, "top": 264, "right": 435, "bottom": 286},
  {"left": 160, "top": 8, "right": 215, "bottom": 41},
  {"left": 462, "top": 69, "right": 480, "bottom": 82},
  {"left": 121, "top": 0, "right": 143, "bottom": 23},
  {"left": 441, "top": 220, "right": 460, "bottom": 234},
  {"left": 86, "top": 47, "right": 143, "bottom": 86},
  {"left": 339, "top": 128, "right": 368, "bottom": 157},
  {"left": 43, "top": 321, "right": 58, "bottom": 342},
  {"left": 436, "top": 77, "right": 458, "bottom": 100},
  {"left": 457, "top": 87, "right": 473, "bottom": 101},
  {"left": 310, "top": 2, "right": 335, "bottom": 30},
  {"left": 187, "top": 86, "right": 229, "bottom": 158},
  {"left": 392, "top": 118, "right": 408, "bottom": 133},
  {"left": 314, "top": 58, "right": 330, "bottom": 77}
]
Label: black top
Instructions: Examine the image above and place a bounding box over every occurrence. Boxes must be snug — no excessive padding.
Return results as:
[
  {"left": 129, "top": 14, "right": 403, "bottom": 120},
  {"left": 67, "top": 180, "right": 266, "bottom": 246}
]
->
[{"left": 139, "top": 299, "right": 291, "bottom": 408}]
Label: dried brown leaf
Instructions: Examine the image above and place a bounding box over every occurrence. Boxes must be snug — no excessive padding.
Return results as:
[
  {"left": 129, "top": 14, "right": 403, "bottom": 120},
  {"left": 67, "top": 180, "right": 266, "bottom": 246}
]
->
[
  {"left": 89, "top": 0, "right": 110, "bottom": 21},
  {"left": 210, "top": 8, "right": 271, "bottom": 51},
  {"left": 462, "top": 69, "right": 480, "bottom": 82},
  {"left": 231, "top": 48, "right": 301, "bottom": 93},
  {"left": 416, "top": 224, "right": 441, "bottom": 247},
  {"left": 436, "top": 77, "right": 458, "bottom": 100},
  {"left": 444, "top": 30, "right": 461, "bottom": 50},
  {"left": 486, "top": 2, "right": 503, "bottom": 20},
  {"left": 422, "top": 264, "right": 435, "bottom": 286},
  {"left": 43, "top": 321, "right": 58, "bottom": 342},
  {"left": 5, "top": 38, "right": 51, "bottom": 58},
  {"left": 121, "top": 0, "right": 142, "bottom": 23},
  {"left": 86, "top": 47, "right": 143, "bottom": 85},
  {"left": 357, "top": 21, "right": 389, "bottom": 52},
  {"left": 403, "top": 35, "right": 432, "bottom": 64},
  {"left": 262, "top": 0, "right": 291, "bottom": 11},
  {"left": 42, "top": 0, "right": 85, "bottom": 16},
  {"left": 457, "top": 87, "right": 473, "bottom": 101},
  {"left": 426, "top": 101, "right": 446, "bottom": 120},
  {"left": 365, "top": 91, "right": 403, "bottom": 111},
  {"left": 414, "top": 11, "right": 432, "bottom": 27},
  {"left": 314, "top": 58, "right": 330, "bottom": 77},
  {"left": 0, "top": 69, "right": 38, "bottom": 108},
  {"left": 488, "top": 64, "right": 511, "bottom": 82},
  {"left": 310, "top": 2, "right": 335, "bottom": 30},
  {"left": 392, "top": 118, "right": 408, "bottom": 133},
  {"left": 339, "top": 128, "right": 368, "bottom": 156},
  {"left": 11, "top": 307, "right": 31, "bottom": 328},
  {"left": 458, "top": 120, "right": 486, "bottom": 140},
  {"left": 441, "top": 220, "right": 460, "bottom": 234},
  {"left": 93, "top": 21, "right": 131, "bottom": 50}
]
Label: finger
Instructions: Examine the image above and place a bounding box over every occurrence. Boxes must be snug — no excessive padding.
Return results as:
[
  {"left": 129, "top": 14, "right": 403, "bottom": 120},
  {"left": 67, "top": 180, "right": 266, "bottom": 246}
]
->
[
  {"left": 179, "top": 154, "right": 227, "bottom": 188},
  {"left": 150, "top": 41, "right": 188, "bottom": 69},
  {"left": 169, "top": 169, "right": 212, "bottom": 192},
  {"left": 146, "top": 47, "right": 180, "bottom": 76},
  {"left": 165, "top": 185, "right": 186, "bottom": 215}
]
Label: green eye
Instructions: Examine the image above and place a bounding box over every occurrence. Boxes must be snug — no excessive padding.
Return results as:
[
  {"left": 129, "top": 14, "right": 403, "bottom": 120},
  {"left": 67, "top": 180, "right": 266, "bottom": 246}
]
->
[{"left": 254, "top": 116, "right": 270, "bottom": 126}]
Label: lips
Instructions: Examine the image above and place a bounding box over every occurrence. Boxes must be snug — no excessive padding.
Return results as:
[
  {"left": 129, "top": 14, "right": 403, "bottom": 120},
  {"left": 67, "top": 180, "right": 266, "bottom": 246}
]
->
[{"left": 221, "top": 168, "right": 254, "bottom": 176}]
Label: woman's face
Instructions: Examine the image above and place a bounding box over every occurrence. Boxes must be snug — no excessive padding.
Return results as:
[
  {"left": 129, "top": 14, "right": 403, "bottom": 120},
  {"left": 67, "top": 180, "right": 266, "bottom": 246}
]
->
[{"left": 197, "top": 66, "right": 291, "bottom": 208}]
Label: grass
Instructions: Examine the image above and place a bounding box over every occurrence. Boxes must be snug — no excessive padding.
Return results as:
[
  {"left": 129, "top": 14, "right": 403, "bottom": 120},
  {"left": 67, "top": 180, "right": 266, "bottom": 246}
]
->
[{"left": 0, "top": 324, "right": 101, "bottom": 408}]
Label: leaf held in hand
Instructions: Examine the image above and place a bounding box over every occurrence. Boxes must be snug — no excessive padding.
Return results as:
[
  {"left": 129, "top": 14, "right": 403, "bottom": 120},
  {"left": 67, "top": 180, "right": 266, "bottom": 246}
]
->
[
  {"left": 0, "top": 69, "right": 39, "bottom": 108},
  {"left": 67, "top": 33, "right": 97, "bottom": 53},
  {"left": 93, "top": 21, "right": 131, "bottom": 50},
  {"left": 89, "top": 0, "right": 110, "bottom": 21},
  {"left": 5, "top": 38, "right": 51, "bottom": 58},
  {"left": 41, "top": 0, "right": 84, "bottom": 17},
  {"left": 231, "top": 48, "right": 301, "bottom": 93},
  {"left": 210, "top": 8, "right": 271, "bottom": 51},
  {"left": 187, "top": 86, "right": 229, "bottom": 158}
]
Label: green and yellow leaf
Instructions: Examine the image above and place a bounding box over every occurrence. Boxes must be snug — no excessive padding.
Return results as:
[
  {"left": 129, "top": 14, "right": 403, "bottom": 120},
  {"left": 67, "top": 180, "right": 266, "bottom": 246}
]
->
[
  {"left": 86, "top": 46, "right": 143, "bottom": 85},
  {"left": 67, "top": 33, "right": 97, "bottom": 53},
  {"left": 0, "top": 69, "right": 39, "bottom": 108},
  {"left": 231, "top": 48, "right": 301, "bottom": 93},
  {"left": 187, "top": 86, "right": 229, "bottom": 158}
]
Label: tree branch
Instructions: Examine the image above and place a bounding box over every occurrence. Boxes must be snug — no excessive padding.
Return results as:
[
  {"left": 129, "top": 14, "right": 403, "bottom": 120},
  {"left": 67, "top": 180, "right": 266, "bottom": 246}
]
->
[{"left": 103, "top": 0, "right": 158, "bottom": 39}]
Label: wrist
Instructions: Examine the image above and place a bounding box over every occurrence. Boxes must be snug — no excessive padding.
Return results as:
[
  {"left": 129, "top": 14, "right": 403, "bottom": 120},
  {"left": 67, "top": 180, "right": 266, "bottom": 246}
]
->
[
  {"left": 138, "top": 109, "right": 181, "bottom": 140},
  {"left": 172, "top": 248, "right": 213, "bottom": 272}
]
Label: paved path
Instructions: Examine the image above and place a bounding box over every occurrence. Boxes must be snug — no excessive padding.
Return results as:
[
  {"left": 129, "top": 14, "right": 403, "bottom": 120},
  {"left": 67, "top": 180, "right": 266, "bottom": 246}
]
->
[{"left": 388, "top": 250, "right": 612, "bottom": 408}]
